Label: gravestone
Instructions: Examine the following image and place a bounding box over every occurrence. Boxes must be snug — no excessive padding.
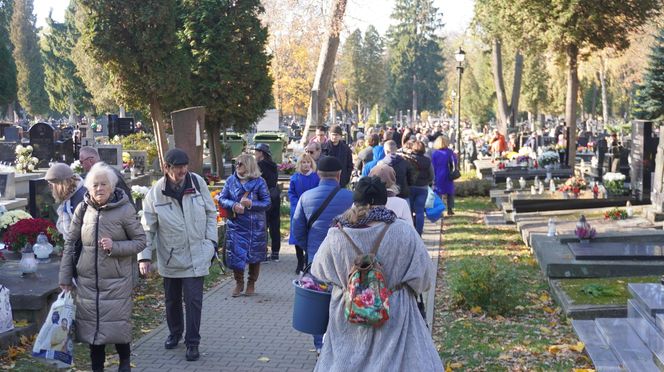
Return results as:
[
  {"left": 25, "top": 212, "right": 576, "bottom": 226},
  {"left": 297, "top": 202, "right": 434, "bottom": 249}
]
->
[
  {"left": 568, "top": 242, "right": 664, "bottom": 260},
  {"left": 28, "top": 178, "right": 57, "bottom": 222},
  {"left": 596, "top": 137, "right": 608, "bottom": 182},
  {"left": 54, "top": 138, "right": 74, "bottom": 163},
  {"left": 28, "top": 123, "right": 56, "bottom": 168},
  {"left": 649, "top": 125, "right": 664, "bottom": 220},
  {"left": 631, "top": 120, "right": 658, "bottom": 201},
  {"left": 0, "top": 142, "right": 17, "bottom": 164},
  {"left": 3, "top": 126, "right": 21, "bottom": 142},
  {"left": 171, "top": 106, "right": 205, "bottom": 175},
  {"left": 107, "top": 115, "right": 135, "bottom": 138},
  {"left": 96, "top": 144, "right": 123, "bottom": 170},
  {"left": 126, "top": 150, "right": 147, "bottom": 175},
  {"left": 0, "top": 172, "right": 15, "bottom": 200}
]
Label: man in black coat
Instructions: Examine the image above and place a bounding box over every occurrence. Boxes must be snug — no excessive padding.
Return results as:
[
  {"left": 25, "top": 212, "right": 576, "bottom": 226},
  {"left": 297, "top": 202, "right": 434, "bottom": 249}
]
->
[
  {"left": 322, "top": 125, "right": 354, "bottom": 188},
  {"left": 254, "top": 143, "right": 281, "bottom": 261},
  {"left": 381, "top": 140, "right": 416, "bottom": 199}
]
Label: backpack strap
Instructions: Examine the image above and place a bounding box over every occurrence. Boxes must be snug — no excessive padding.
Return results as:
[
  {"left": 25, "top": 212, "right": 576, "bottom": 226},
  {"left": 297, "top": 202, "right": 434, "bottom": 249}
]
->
[{"left": 338, "top": 222, "right": 391, "bottom": 257}]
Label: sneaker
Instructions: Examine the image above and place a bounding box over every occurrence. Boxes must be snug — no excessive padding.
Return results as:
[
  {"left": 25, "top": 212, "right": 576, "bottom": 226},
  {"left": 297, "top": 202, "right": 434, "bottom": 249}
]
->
[
  {"left": 270, "top": 255, "right": 280, "bottom": 262},
  {"left": 316, "top": 348, "right": 322, "bottom": 357}
]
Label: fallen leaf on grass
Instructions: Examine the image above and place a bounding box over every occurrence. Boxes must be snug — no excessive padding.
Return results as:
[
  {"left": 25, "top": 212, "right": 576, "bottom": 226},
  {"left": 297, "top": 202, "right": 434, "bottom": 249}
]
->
[
  {"left": 539, "top": 293, "right": 550, "bottom": 303},
  {"left": 539, "top": 326, "right": 552, "bottom": 334},
  {"left": 542, "top": 306, "right": 556, "bottom": 314},
  {"left": 135, "top": 295, "right": 145, "bottom": 301},
  {"left": 572, "top": 369, "right": 595, "bottom": 372},
  {"left": 445, "top": 361, "right": 463, "bottom": 371},
  {"left": 258, "top": 356, "right": 270, "bottom": 363},
  {"left": 548, "top": 341, "right": 585, "bottom": 355},
  {"left": 12, "top": 320, "right": 28, "bottom": 328},
  {"left": 469, "top": 306, "right": 482, "bottom": 314},
  {"left": 569, "top": 341, "right": 586, "bottom": 352}
]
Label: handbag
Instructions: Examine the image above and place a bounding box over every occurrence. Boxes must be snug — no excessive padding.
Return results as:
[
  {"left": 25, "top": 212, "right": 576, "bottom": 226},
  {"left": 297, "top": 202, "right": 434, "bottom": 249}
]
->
[
  {"left": 425, "top": 193, "right": 446, "bottom": 222},
  {"left": 448, "top": 155, "right": 461, "bottom": 180},
  {"left": 424, "top": 187, "right": 436, "bottom": 209},
  {"left": 32, "top": 292, "right": 76, "bottom": 368},
  {"left": 219, "top": 191, "right": 250, "bottom": 219}
]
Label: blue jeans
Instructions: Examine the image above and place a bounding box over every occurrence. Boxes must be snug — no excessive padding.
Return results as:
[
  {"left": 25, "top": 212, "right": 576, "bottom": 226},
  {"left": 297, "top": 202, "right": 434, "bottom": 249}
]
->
[{"left": 409, "top": 186, "right": 428, "bottom": 235}]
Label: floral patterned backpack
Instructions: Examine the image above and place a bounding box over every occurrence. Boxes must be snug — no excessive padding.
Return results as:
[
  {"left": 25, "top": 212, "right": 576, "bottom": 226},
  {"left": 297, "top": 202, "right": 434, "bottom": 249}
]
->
[{"left": 338, "top": 223, "right": 395, "bottom": 327}]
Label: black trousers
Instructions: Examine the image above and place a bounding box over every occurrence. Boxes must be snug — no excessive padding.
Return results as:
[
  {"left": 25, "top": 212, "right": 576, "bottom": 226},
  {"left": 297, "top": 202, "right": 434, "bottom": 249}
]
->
[
  {"left": 90, "top": 343, "right": 130, "bottom": 370},
  {"left": 267, "top": 196, "right": 281, "bottom": 257},
  {"left": 163, "top": 276, "right": 204, "bottom": 346},
  {"left": 295, "top": 245, "right": 306, "bottom": 271}
]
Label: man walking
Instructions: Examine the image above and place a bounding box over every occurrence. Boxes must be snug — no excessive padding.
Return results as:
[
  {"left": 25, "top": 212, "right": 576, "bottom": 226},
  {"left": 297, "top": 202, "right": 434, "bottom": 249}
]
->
[
  {"left": 292, "top": 156, "right": 353, "bottom": 354},
  {"left": 78, "top": 146, "right": 134, "bottom": 205},
  {"left": 138, "top": 148, "right": 218, "bottom": 361},
  {"left": 380, "top": 140, "right": 416, "bottom": 199},
  {"left": 321, "top": 125, "right": 354, "bottom": 188},
  {"left": 254, "top": 143, "right": 281, "bottom": 261}
]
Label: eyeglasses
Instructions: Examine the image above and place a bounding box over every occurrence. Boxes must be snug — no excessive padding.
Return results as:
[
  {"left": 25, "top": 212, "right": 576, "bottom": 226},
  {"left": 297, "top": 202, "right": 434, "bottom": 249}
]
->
[
  {"left": 80, "top": 156, "right": 95, "bottom": 163},
  {"left": 306, "top": 151, "right": 315, "bottom": 154}
]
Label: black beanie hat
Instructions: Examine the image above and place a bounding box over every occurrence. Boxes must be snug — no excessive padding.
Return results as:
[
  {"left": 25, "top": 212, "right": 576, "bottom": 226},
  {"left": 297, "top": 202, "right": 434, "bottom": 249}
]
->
[{"left": 353, "top": 176, "right": 388, "bottom": 206}]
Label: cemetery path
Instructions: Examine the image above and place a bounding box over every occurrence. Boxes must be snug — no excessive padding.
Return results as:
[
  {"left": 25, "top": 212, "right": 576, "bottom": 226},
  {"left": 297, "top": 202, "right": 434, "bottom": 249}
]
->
[{"left": 130, "top": 221, "right": 442, "bottom": 372}]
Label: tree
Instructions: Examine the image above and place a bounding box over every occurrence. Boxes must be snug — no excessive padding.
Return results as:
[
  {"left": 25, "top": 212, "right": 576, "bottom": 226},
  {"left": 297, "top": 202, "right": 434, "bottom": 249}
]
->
[
  {"left": 633, "top": 28, "right": 664, "bottom": 120},
  {"left": 0, "top": 0, "right": 17, "bottom": 119},
  {"left": 10, "top": 0, "right": 49, "bottom": 116},
  {"left": 336, "top": 29, "right": 363, "bottom": 117},
  {"left": 525, "top": 0, "right": 663, "bottom": 167},
  {"left": 521, "top": 52, "right": 550, "bottom": 128},
  {"left": 180, "top": 0, "right": 273, "bottom": 174},
  {"left": 386, "top": 0, "right": 445, "bottom": 118},
  {"left": 77, "top": 0, "right": 190, "bottom": 165},
  {"left": 41, "top": 2, "right": 93, "bottom": 118},
  {"left": 362, "top": 25, "right": 386, "bottom": 112}
]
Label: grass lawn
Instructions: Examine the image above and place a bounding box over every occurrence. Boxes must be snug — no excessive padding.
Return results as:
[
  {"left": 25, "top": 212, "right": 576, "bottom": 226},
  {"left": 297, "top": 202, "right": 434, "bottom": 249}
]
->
[
  {"left": 432, "top": 197, "right": 593, "bottom": 370},
  {"left": 560, "top": 276, "right": 659, "bottom": 305}
]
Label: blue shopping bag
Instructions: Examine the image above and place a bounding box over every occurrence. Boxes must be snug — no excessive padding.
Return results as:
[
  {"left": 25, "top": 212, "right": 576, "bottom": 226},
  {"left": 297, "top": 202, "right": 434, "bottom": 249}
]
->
[{"left": 425, "top": 193, "right": 446, "bottom": 222}]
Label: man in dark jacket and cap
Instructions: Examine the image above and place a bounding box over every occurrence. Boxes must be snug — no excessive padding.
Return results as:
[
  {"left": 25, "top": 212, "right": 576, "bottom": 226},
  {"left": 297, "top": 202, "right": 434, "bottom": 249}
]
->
[
  {"left": 254, "top": 143, "right": 281, "bottom": 261},
  {"left": 321, "top": 125, "right": 354, "bottom": 188}
]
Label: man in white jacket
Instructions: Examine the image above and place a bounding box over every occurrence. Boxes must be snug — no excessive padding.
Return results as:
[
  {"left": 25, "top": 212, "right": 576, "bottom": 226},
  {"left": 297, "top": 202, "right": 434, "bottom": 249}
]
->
[{"left": 138, "top": 148, "right": 217, "bottom": 362}]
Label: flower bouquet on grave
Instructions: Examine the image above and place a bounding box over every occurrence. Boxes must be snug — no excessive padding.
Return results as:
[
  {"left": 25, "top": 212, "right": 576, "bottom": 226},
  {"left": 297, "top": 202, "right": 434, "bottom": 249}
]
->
[
  {"left": 69, "top": 160, "right": 83, "bottom": 175},
  {"left": 575, "top": 225, "right": 596, "bottom": 240},
  {"left": 14, "top": 145, "right": 38, "bottom": 173},
  {"left": 604, "top": 207, "right": 628, "bottom": 221},
  {"left": 559, "top": 176, "right": 587, "bottom": 198},
  {"left": 603, "top": 172, "right": 626, "bottom": 196},
  {"left": 278, "top": 162, "right": 296, "bottom": 175},
  {"left": 537, "top": 151, "right": 560, "bottom": 168},
  {"left": 3, "top": 218, "right": 56, "bottom": 252}
]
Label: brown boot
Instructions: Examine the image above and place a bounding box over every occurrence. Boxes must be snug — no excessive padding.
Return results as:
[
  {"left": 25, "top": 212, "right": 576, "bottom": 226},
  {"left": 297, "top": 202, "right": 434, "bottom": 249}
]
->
[
  {"left": 232, "top": 270, "right": 244, "bottom": 297},
  {"left": 246, "top": 263, "right": 260, "bottom": 296}
]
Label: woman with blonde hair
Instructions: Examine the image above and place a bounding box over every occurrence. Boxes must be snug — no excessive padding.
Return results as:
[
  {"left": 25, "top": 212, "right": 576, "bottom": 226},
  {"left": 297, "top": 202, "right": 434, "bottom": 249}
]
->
[
  {"left": 432, "top": 135, "right": 457, "bottom": 216},
  {"left": 287, "top": 153, "right": 320, "bottom": 274},
  {"left": 218, "top": 154, "right": 271, "bottom": 297},
  {"left": 45, "top": 163, "right": 87, "bottom": 241}
]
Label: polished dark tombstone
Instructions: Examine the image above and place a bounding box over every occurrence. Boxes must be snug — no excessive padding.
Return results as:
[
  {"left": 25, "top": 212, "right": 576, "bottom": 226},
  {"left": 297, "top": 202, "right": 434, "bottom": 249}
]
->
[
  {"left": 0, "top": 122, "right": 11, "bottom": 138},
  {"left": 107, "top": 115, "right": 135, "bottom": 138},
  {"left": 3, "top": 126, "right": 22, "bottom": 142},
  {"left": 568, "top": 242, "right": 664, "bottom": 260},
  {"left": 0, "top": 172, "right": 13, "bottom": 199},
  {"left": 631, "top": 120, "right": 658, "bottom": 201},
  {"left": 54, "top": 138, "right": 74, "bottom": 163},
  {"left": 28, "top": 122, "right": 57, "bottom": 168},
  {"left": 0, "top": 142, "right": 17, "bottom": 164},
  {"left": 28, "top": 178, "right": 57, "bottom": 222}
]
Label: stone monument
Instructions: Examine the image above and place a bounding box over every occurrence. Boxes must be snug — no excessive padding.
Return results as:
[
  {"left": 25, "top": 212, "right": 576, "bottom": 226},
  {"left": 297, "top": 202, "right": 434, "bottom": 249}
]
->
[
  {"left": 171, "top": 106, "right": 205, "bottom": 175},
  {"left": 28, "top": 123, "right": 57, "bottom": 168},
  {"left": 631, "top": 120, "right": 657, "bottom": 201},
  {"left": 647, "top": 124, "right": 664, "bottom": 222}
]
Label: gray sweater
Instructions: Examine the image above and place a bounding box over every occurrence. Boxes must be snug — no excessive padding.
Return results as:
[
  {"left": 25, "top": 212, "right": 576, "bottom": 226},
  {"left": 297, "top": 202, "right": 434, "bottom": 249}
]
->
[{"left": 311, "top": 220, "right": 443, "bottom": 371}]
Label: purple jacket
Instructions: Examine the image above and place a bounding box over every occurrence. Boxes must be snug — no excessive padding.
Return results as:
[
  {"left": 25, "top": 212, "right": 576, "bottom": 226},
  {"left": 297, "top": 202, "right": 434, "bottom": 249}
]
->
[{"left": 431, "top": 148, "right": 457, "bottom": 195}]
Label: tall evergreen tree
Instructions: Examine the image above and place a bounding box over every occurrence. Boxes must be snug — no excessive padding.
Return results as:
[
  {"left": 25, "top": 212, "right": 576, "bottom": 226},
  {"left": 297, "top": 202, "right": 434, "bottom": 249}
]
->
[
  {"left": 180, "top": 0, "right": 272, "bottom": 174},
  {"left": 9, "top": 0, "right": 49, "bottom": 116},
  {"left": 41, "top": 2, "right": 93, "bottom": 117},
  {"left": 633, "top": 28, "right": 664, "bottom": 120},
  {"left": 0, "top": 0, "right": 17, "bottom": 116},
  {"left": 337, "top": 29, "right": 363, "bottom": 115},
  {"left": 77, "top": 0, "right": 191, "bottom": 165},
  {"left": 362, "top": 25, "right": 386, "bottom": 114},
  {"left": 386, "top": 0, "right": 444, "bottom": 115}
]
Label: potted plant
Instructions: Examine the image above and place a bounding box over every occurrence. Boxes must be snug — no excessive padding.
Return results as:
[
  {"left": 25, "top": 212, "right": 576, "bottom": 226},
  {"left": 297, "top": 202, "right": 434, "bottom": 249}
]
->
[
  {"left": 559, "top": 176, "right": 587, "bottom": 198},
  {"left": 537, "top": 151, "right": 560, "bottom": 170},
  {"left": 603, "top": 172, "right": 627, "bottom": 196},
  {"left": 3, "top": 218, "right": 57, "bottom": 254}
]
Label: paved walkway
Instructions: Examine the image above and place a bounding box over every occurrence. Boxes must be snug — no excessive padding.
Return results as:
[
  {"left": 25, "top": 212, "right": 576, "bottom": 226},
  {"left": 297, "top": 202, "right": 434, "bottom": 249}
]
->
[{"left": 131, "top": 220, "right": 442, "bottom": 371}]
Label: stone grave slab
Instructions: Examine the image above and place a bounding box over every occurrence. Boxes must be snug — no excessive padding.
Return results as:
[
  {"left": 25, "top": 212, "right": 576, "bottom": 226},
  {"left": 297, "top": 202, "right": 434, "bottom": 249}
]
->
[
  {"left": 0, "top": 198, "right": 27, "bottom": 211},
  {"left": 28, "top": 122, "right": 56, "bottom": 168},
  {"left": 96, "top": 144, "right": 123, "bottom": 170},
  {"left": 629, "top": 283, "right": 664, "bottom": 317},
  {"left": 568, "top": 242, "right": 664, "bottom": 261},
  {"left": 0, "top": 171, "right": 15, "bottom": 199},
  {"left": 550, "top": 279, "right": 627, "bottom": 319},
  {"left": 511, "top": 195, "right": 650, "bottom": 214},
  {"left": 493, "top": 167, "right": 573, "bottom": 184}
]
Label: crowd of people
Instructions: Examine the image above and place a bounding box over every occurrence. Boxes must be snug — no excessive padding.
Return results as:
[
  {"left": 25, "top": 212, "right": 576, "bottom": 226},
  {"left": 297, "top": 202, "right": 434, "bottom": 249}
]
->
[{"left": 49, "top": 120, "right": 460, "bottom": 370}]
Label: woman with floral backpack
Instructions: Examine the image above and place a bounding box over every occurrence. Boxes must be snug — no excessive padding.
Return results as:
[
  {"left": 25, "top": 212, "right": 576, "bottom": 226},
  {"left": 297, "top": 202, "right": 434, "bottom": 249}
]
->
[{"left": 310, "top": 177, "right": 443, "bottom": 371}]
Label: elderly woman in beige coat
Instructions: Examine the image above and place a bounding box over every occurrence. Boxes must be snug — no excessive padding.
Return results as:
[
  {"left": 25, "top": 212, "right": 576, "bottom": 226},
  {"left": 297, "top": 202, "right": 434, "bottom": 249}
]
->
[{"left": 59, "top": 162, "right": 146, "bottom": 372}]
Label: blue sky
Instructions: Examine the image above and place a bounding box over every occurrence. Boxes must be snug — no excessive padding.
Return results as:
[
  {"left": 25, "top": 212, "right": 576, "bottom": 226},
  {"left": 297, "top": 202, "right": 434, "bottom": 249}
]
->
[{"left": 34, "top": 0, "right": 474, "bottom": 35}]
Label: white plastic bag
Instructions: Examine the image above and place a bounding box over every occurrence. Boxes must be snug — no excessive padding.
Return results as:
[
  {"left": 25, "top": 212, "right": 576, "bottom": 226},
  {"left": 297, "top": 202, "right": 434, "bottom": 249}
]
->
[
  {"left": 425, "top": 187, "right": 436, "bottom": 209},
  {"left": 0, "top": 285, "right": 13, "bottom": 334},
  {"left": 32, "top": 291, "right": 76, "bottom": 368}
]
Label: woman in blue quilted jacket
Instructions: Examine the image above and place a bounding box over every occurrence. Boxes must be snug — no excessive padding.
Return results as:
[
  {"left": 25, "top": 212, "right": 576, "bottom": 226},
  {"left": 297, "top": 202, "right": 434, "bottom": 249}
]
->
[
  {"left": 218, "top": 154, "right": 271, "bottom": 297},
  {"left": 287, "top": 153, "right": 320, "bottom": 274}
]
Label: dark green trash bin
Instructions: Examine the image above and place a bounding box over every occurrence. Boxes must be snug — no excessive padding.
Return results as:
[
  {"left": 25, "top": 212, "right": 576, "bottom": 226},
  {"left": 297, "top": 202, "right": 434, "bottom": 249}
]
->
[{"left": 253, "top": 132, "right": 287, "bottom": 163}]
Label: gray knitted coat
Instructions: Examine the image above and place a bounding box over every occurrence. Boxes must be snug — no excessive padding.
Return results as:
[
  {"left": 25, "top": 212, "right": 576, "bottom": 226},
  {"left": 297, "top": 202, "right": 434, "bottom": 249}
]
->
[{"left": 311, "top": 220, "right": 444, "bottom": 371}]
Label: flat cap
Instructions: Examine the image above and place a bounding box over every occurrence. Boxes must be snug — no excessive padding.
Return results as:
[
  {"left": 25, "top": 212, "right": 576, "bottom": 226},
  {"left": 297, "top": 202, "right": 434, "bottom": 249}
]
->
[
  {"left": 45, "top": 163, "right": 74, "bottom": 182},
  {"left": 164, "top": 148, "right": 189, "bottom": 165},
  {"left": 317, "top": 156, "right": 342, "bottom": 172},
  {"left": 254, "top": 143, "right": 272, "bottom": 157}
]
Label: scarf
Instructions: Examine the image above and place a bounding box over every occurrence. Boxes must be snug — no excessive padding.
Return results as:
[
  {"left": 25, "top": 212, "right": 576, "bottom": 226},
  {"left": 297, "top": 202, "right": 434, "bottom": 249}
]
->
[{"left": 333, "top": 206, "right": 397, "bottom": 228}]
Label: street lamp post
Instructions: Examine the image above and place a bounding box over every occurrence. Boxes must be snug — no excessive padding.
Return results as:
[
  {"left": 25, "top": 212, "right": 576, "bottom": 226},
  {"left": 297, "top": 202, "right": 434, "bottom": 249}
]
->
[{"left": 455, "top": 47, "right": 466, "bottom": 167}]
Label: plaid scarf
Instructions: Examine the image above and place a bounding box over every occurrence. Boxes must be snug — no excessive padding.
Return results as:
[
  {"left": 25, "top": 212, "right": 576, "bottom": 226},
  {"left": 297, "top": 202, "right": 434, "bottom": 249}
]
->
[{"left": 333, "top": 206, "right": 397, "bottom": 228}]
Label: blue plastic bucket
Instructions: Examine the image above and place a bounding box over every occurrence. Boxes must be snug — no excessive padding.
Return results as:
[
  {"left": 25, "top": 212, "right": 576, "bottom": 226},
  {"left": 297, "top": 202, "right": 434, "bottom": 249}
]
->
[{"left": 292, "top": 280, "right": 331, "bottom": 334}]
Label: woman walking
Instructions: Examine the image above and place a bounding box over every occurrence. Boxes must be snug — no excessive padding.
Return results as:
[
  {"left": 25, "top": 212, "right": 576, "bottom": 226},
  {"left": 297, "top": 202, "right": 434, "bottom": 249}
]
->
[
  {"left": 59, "top": 162, "right": 146, "bottom": 372},
  {"left": 45, "top": 163, "right": 87, "bottom": 241},
  {"left": 407, "top": 141, "right": 434, "bottom": 234},
  {"left": 431, "top": 136, "right": 457, "bottom": 216},
  {"left": 287, "top": 153, "right": 320, "bottom": 274},
  {"left": 218, "top": 154, "right": 271, "bottom": 297},
  {"left": 311, "top": 177, "right": 443, "bottom": 371}
]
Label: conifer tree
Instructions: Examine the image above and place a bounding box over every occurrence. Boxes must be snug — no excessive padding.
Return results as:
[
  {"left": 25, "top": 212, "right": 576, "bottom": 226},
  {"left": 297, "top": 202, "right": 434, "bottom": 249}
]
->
[
  {"left": 0, "top": 0, "right": 17, "bottom": 116},
  {"left": 633, "top": 28, "right": 664, "bottom": 120},
  {"left": 9, "top": 0, "right": 49, "bottom": 116}
]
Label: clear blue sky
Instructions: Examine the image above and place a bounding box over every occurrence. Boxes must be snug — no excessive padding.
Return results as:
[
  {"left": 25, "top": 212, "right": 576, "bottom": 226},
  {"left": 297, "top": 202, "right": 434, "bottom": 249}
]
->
[{"left": 35, "top": 0, "right": 475, "bottom": 35}]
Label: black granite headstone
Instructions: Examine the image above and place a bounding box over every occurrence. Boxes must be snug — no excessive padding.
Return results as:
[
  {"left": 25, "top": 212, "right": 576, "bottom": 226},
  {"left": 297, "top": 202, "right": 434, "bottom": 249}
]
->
[
  {"left": 3, "top": 126, "right": 21, "bottom": 142},
  {"left": 631, "top": 120, "right": 658, "bottom": 201},
  {"left": 108, "top": 115, "right": 135, "bottom": 138},
  {"left": 28, "top": 178, "right": 57, "bottom": 221},
  {"left": 54, "top": 138, "right": 74, "bottom": 164},
  {"left": 568, "top": 242, "right": 664, "bottom": 260},
  {"left": 28, "top": 122, "right": 56, "bottom": 168},
  {"left": 0, "top": 142, "right": 17, "bottom": 164},
  {"left": 0, "top": 173, "right": 8, "bottom": 198}
]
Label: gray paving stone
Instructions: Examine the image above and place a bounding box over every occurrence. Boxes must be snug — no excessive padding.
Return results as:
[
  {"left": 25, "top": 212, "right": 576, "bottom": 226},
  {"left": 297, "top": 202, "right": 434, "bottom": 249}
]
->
[{"left": 131, "top": 220, "right": 442, "bottom": 371}]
